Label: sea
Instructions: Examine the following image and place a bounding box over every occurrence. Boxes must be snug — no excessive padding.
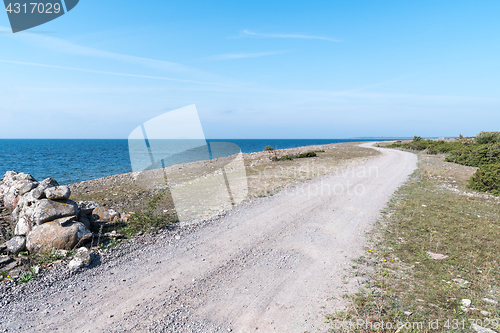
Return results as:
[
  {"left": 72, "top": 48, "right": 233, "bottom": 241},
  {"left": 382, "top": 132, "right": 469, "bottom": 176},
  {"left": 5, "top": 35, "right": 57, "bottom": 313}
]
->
[{"left": 0, "top": 139, "right": 402, "bottom": 185}]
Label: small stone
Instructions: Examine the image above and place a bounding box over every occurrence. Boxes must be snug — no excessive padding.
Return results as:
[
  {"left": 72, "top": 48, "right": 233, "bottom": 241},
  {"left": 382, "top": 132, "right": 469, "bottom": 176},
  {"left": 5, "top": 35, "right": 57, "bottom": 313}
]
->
[
  {"left": 482, "top": 298, "right": 498, "bottom": 305},
  {"left": 452, "top": 278, "right": 470, "bottom": 287},
  {"left": 480, "top": 310, "right": 490, "bottom": 316},
  {"left": 77, "top": 201, "right": 100, "bottom": 215},
  {"left": 404, "top": 311, "right": 413, "bottom": 316},
  {"left": 6, "top": 236, "right": 26, "bottom": 254},
  {"left": 68, "top": 247, "right": 91, "bottom": 269},
  {"left": 461, "top": 299, "right": 472, "bottom": 307},
  {"left": 19, "top": 182, "right": 38, "bottom": 196},
  {"left": 0, "top": 255, "right": 14, "bottom": 267},
  {"left": 54, "top": 215, "right": 77, "bottom": 226},
  {"left": 14, "top": 218, "right": 30, "bottom": 236},
  {"left": 427, "top": 251, "right": 449, "bottom": 260},
  {"left": 92, "top": 207, "right": 120, "bottom": 222}
]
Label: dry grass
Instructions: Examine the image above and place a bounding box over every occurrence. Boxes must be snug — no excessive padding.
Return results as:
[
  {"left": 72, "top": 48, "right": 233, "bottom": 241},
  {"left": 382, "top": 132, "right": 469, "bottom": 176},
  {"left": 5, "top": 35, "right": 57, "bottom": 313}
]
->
[{"left": 327, "top": 153, "right": 500, "bottom": 332}]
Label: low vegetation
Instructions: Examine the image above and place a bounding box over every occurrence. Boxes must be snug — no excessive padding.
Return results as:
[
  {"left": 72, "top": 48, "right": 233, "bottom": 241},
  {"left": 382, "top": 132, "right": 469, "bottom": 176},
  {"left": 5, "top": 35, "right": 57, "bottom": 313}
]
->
[
  {"left": 115, "top": 189, "right": 178, "bottom": 237},
  {"left": 275, "top": 151, "right": 318, "bottom": 161},
  {"left": 388, "top": 132, "right": 500, "bottom": 196},
  {"left": 327, "top": 161, "right": 500, "bottom": 332}
]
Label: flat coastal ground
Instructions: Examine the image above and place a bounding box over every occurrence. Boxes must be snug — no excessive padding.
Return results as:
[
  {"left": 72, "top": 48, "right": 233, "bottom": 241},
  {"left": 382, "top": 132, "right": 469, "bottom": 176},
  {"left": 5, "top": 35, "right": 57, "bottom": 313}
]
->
[{"left": 0, "top": 142, "right": 417, "bottom": 332}]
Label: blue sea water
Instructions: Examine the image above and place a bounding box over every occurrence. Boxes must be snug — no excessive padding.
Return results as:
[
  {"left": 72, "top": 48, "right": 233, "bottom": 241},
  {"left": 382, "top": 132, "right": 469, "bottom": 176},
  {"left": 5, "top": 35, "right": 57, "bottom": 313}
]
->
[{"left": 0, "top": 139, "right": 398, "bottom": 185}]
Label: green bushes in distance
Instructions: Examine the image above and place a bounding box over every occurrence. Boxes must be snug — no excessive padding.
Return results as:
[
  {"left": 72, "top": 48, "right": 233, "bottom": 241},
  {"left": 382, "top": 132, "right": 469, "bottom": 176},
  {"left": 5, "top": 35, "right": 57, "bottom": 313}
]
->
[
  {"left": 412, "top": 135, "right": 423, "bottom": 142},
  {"left": 475, "top": 131, "right": 500, "bottom": 144},
  {"left": 468, "top": 163, "right": 500, "bottom": 196},
  {"left": 264, "top": 145, "right": 274, "bottom": 151},
  {"left": 276, "top": 151, "right": 317, "bottom": 161},
  {"left": 387, "top": 131, "right": 500, "bottom": 196}
]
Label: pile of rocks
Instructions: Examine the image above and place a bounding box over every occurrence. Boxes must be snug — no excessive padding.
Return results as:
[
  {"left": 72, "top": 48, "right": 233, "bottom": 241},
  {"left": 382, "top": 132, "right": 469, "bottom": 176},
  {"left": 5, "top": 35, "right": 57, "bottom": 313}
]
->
[{"left": 0, "top": 171, "right": 93, "bottom": 255}]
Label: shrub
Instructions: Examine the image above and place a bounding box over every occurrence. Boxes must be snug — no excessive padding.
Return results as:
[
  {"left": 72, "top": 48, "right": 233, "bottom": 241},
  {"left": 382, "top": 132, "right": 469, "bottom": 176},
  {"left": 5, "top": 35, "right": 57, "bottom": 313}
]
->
[
  {"left": 468, "top": 163, "right": 500, "bottom": 196},
  {"left": 413, "top": 135, "right": 423, "bottom": 142},
  {"left": 446, "top": 144, "right": 500, "bottom": 167},
  {"left": 278, "top": 155, "right": 293, "bottom": 161},
  {"left": 276, "top": 151, "right": 317, "bottom": 161},
  {"left": 264, "top": 145, "right": 274, "bottom": 151},
  {"left": 475, "top": 131, "right": 500, "bottom": 144}
]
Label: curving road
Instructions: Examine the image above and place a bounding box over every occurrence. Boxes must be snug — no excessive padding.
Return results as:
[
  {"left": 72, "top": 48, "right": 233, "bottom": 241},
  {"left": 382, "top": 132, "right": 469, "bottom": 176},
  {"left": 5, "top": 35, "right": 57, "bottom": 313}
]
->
[{"left": 0, "top": 143, "right": 417, "bottom": 333}]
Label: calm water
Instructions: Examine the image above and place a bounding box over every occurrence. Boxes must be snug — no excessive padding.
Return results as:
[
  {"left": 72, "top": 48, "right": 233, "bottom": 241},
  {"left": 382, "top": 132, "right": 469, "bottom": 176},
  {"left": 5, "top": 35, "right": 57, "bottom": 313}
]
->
[{"left": 0, "top": 139, "right": 399, "bottom": 185}]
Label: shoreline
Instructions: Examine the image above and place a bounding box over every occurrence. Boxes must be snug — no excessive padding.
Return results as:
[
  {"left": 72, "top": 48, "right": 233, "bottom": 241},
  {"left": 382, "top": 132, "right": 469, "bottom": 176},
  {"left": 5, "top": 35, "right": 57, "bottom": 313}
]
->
[{"left": 68, "top": 141, "right": 382, "bottom": 220}]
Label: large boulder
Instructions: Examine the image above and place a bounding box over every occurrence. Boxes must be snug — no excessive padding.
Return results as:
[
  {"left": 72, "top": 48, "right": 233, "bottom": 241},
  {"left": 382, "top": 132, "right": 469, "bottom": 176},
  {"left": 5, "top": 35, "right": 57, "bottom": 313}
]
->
[
  {"left": 44, "top": 186, "right": 71, "bottom": 200},
  {"left": 26, "top": 221, "right": 91, "bottom": 253},
  {"left": 32, "top": 199, "right": 79, "bottom": 225},
  {"left": 7, "top": 236, "right": 26, "bottom": 254},
  {"left": 31, "top": 178, "right": 59, "bottom": 200}
]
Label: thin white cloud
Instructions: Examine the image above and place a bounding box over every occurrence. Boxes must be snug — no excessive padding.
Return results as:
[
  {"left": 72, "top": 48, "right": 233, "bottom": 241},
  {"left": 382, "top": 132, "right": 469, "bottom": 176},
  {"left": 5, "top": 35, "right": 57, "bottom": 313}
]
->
[
  {"left": 0, "top": 26, "right": 200, "bottom": 75},
  {"left": 0, "top": 59, "right": 237, "bottom": 87},
  {"left": 239, "top": 30, "right": 340, "bottom": 42},
  {"left": 204, "top": 50, "right": 289, "bottom": 61}
]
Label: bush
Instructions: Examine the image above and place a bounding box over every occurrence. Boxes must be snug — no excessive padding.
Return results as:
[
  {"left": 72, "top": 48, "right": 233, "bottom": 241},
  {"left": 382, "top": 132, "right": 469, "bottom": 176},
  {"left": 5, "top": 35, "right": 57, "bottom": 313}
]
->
[
  {"left": 468, "top": 163, "right": 500, "bottom": 196},
  {"left": 264, "top": 145, "right": 274, "bottom": 151},
  {"left": 475, "top": 131, "right": 500, "bottom": 144},
  {"left": 413, "top": 135, "right": 423, "bottom": 142},
  {"left": 297, "top": 151, "right": 317, "bottom": 158},
  {"left": 446, "top": 144, "right": 500, "bottom": 167}
]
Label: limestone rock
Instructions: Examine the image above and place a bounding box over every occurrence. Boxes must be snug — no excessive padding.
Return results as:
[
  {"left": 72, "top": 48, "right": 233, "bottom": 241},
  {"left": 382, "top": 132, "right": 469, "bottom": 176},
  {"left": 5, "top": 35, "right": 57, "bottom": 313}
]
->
[
  {"left": 26, "top": 221, "right": 91, "bottom": 253},
  {"left": 78, "top": 215, "right": 91, "bottom": 229},
  {"left": 14, "top": 217, "right": 30, "bottom": 236},
  {"left": 7, "top": 236, "right": 26, "bottom": 254},
  {"left": 92, "top": 207, "right": 120, "bottom": 222},
  {"left": 44, "top": 186, "right": 71, "bottom": 200},
  {"left": 19, "top": 182, "right": 38, "bottom": 196},
  {"left": 32, "top": 199, "right": 79, "bottom": 225},
  {"left": 53, "top": 215, "right": 77, "bottom": 226},
  {"left": 77, "top": 201, "right": 100, "bottom": 215},
  {"left": 68, "top": 247, "right": 91, "bottom": 269},
  {"left": 31, "top": 178, "right": 59, "bottom": 200}
]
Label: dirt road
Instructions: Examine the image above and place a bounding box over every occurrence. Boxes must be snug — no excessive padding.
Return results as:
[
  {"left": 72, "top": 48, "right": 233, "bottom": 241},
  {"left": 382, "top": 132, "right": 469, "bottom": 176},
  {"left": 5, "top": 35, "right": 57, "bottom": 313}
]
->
[{"left": 0, "top": 143, "right": 417, "bottom": 333}]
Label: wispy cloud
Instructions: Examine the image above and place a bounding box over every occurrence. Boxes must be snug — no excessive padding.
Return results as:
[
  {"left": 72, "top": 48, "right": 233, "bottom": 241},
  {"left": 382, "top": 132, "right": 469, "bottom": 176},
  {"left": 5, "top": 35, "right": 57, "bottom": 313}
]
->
[
  {"left": 0, "top": 59, "right": 237, "bottom": 87},
  {"left": 0, "top": 26, "right": 201, "bottom": 75},
  {"left": 203, "top": 50, "right": 290, "bottom": 61},
  {"left": 238, "top": 30, "right": 340, "bottom": 42}
]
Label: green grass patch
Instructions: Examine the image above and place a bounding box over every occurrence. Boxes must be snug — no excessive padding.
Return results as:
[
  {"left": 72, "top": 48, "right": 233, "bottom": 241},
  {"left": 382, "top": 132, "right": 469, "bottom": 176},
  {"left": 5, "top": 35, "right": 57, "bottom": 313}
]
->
[
  {"left": 327, "top": 167, "right": 500, "bottom": 332},
  {"left": 116, "top": 189, "right": 178, "bottom": 237},
  {"left": 18, "top": 266, "right": 38, "bottom": 285}
]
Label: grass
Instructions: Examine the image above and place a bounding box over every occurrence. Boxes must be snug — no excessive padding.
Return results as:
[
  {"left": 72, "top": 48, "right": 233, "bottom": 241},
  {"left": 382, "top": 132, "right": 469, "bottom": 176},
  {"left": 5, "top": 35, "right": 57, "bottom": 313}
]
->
[
  {"left": 36, "top": 249, "right": 74, "bottom": 266},
  {"left": 388, "top": 133, "right": 500, "bottom": 196},
  {"left": 115, "top": 189, "right": 178, "bottom": 237},
  {"left": 18, "top": 266, "right": 38, "bottom": 284},
  {"left": 326, "top": 157, "right": 500, "bottom": 332}
]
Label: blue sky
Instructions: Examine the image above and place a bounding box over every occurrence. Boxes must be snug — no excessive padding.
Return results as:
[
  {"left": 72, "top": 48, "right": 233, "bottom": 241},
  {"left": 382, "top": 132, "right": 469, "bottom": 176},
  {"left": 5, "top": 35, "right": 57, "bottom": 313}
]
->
[{"left": 0, "top": 1, "right": 499, "bottom": 139}]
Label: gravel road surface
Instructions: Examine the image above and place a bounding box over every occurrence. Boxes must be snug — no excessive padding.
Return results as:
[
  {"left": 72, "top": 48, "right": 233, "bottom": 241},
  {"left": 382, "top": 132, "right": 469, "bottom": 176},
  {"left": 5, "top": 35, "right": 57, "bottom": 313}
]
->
[{"left": 0, "top": 143, "right": 417, "bottom": 333}]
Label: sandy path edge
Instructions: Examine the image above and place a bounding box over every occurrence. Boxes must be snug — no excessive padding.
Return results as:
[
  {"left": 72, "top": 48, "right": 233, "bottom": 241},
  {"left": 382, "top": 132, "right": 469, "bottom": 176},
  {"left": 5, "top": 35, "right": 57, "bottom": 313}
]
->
[{"left": 0, "top": 143, "right": 417, "bottom": 333}]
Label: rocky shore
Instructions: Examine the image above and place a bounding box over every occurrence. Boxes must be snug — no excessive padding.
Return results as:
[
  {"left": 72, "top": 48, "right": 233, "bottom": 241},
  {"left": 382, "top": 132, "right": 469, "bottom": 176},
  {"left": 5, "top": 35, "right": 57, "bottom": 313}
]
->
[{"left": 0, "top": 171, "right": 128, "bottom": 283}]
